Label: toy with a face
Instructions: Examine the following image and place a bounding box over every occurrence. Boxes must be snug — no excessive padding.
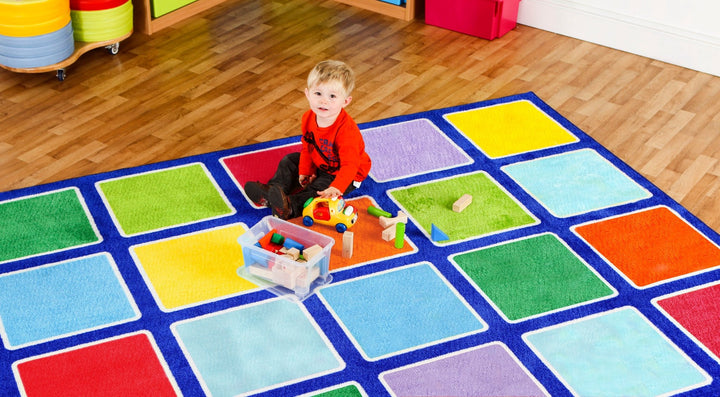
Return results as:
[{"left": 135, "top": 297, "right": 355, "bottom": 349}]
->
[{"left": 301, "top": 196, "right": 357, "bottom": 233}]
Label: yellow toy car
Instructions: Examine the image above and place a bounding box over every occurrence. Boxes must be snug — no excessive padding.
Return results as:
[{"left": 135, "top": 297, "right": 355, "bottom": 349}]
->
[{"left": 302, "top": 196, "right": 357, "bottom": 233}]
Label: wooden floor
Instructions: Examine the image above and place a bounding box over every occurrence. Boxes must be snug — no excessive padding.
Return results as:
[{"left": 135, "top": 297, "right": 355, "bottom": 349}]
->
[{"left": 1, "top": 0, "right": 719, "bottom": 232}]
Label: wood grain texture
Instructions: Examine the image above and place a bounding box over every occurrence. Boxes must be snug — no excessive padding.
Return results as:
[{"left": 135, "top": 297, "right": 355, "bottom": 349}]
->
[{"left": 1, "top": 0, "right": 719, "bottom": 232}]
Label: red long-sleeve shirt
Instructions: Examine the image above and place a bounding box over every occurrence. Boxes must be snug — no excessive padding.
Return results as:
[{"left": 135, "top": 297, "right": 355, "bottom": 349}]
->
[{"left": 299, "top": 108, "right": 372, "bottom": 192}]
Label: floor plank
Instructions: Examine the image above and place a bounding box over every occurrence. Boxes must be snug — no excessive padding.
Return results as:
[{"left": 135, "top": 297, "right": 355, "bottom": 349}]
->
[{"left": 1, "top": 0, "right": 719, "bottom": 231}]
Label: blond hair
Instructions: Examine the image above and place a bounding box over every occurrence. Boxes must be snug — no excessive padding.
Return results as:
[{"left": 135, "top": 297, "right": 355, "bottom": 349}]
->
[{"left": 307, "top": 60, "right": 355, "bottom": 96}]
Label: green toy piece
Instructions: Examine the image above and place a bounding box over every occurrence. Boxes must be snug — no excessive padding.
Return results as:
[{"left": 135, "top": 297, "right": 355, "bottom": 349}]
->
[
  {"left": 395, "top": 222, "right": 405, "bottom": 249},
  {"left": 367, "top": 205, "right": 391, "bottom": 218}
]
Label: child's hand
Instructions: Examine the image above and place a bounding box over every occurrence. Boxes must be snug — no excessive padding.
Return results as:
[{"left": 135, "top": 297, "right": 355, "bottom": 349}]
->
[
  {"left": 299, "top": 174, "right": 316, "bottom": 186},
  {"left": 318, "top": 186, "right": 342, "bottom": 199}
]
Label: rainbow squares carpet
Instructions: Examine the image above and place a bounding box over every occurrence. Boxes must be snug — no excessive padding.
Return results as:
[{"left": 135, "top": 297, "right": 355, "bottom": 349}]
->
[{"left": 1, "top": 92, "right": 720, "bottom": 396}]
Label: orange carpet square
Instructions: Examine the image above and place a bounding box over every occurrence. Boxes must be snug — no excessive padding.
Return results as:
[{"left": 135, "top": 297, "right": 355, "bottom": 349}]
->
[
  {"left": 290, "top": 196, "right": 416, "bottom": 271},
  {"left": 574, "top": 206, "right": 720, "bottom": 287}
]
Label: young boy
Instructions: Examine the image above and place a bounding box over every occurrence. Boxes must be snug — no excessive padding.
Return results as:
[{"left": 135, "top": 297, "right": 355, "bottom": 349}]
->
[{"left": 244, "top": 60, "right": 372, "bottom": 219}]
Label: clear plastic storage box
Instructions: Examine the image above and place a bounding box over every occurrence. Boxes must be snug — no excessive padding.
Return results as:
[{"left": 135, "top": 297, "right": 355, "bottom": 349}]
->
[{"left": 237, "top": 216, "right": 334, "bottom": 300}]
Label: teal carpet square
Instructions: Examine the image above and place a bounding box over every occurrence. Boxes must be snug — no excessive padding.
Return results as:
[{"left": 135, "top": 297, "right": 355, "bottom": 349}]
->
[
  {"left": 171, "top": 298, "right": 343, "bottom": 397},
  {"left": 524, "top": 307, "right": 711, "bottom": 396},
  {"left": 502, "top": 149, "right": 652, "bottom": 217}
]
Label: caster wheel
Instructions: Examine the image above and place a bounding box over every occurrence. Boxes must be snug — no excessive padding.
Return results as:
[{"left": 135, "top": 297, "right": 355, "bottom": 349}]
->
[
  {"left": 106, "top": 42, "right": 119, "bottom": 55},
  {"left": 56, "top": 69, "right": 65, "bottom": 81}
]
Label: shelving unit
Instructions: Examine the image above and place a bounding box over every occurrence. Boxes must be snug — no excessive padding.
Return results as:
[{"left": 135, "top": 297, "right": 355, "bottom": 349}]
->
[
  {"left": 334, "top": 0, "right": 416, "bottom": 21},
  {"left": 132, "top": 0, "right": 416, "bottom": 35},
  {"left": 132, "top": 0, "right": 226, "bottom": 35}
]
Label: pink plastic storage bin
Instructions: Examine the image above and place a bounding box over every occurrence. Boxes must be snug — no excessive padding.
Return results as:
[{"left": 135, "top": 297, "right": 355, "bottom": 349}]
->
[{"left": 425, "top": 0, "right": 521, "bottom": 40}]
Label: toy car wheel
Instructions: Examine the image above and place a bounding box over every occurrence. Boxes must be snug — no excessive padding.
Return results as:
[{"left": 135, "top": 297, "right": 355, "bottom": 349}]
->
[
  {"left": 303, "top": 216, "right": 314, "bottom": 227},
  {"left": 335, "top": 223, "right": 347, "bottom": 233}
]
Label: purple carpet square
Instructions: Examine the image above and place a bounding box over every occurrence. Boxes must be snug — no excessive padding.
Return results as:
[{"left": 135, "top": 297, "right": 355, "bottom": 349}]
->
[
  {"left": 362, "top": 119, "right": 473, "bottom": 182},
  {"left": 380, "top": 342, "right": 548, "bottom": 396}
]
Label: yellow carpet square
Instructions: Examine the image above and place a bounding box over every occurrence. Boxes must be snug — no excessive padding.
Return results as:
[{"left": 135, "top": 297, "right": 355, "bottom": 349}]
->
[
  {"left": 131, "top": 223, "right": 257, "bottom": 310},
  {"left": 444, "top": 100, "right": 578, "bottom": 158}
]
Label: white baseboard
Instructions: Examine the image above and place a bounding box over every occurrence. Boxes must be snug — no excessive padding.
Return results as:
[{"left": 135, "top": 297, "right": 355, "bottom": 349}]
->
[{"left": 516, "top": 0, "right": 720, "bottom": 77}]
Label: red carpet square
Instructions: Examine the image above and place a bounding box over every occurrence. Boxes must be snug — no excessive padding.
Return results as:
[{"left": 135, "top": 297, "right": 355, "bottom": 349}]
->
[
  {"left": 655, "top": 282, "right": 720, "bottom": 362},
  {"left": 573, "top": 206, "right": 720, "bottom": 287},
  {"left": 14, "top": 332, "right": 178, "bottom": 396},
  {"left": 221, "top": 143, "right": 302, "bottom": 207}
]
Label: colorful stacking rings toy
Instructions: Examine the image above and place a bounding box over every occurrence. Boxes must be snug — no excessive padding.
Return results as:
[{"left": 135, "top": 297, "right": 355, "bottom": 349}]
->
[
  {"left": 71, "top": 0, "right": 133, "bottom": 42},
  {"left": 0, "top": 0, "right": 71, "bottom": 37},
  {"left": 0, "top": 21, "right": 74, "bottom": 69}
]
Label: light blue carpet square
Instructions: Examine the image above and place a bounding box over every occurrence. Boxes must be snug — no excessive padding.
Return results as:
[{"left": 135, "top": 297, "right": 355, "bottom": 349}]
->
[
  {"left": 318, "top": 262, "right": 486, "bottom": 360},
  {"left": 172, "top": 298, "right": 343, "bottom": 397},
  {"left": 502, "top": 149, "right": 651, "bottom": 217},
  {"left": 524, "top": 307, "right": 710, "bottom": 396},
  {"left": 0, "top": 253, "right": 139, "bottom": 349}
]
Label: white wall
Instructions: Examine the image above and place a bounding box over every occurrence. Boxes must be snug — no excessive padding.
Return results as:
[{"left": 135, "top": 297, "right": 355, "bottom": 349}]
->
[{"left": 516, "top": 0, "right": 720, "bottom": 77}]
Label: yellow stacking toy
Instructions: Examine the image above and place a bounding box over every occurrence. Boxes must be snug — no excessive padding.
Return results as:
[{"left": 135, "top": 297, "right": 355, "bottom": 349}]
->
[
  {"left": 0, "top": 0, "right": 71, "bottom": 37},
  {"left": 0, "top": 0, "right": 75, "bottom": 69},
  {"left": 70, "top": 0, "right": 133, "bottom": 43}
]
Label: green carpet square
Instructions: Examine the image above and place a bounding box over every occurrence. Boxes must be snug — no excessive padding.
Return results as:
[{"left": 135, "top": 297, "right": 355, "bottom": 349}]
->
[
  {"left": 97, "top": 164, "right": 234, "bottom": 236},
  {"left": 0, "top": 188, "right": 100, "bottom": 263},
  {"left": 451, "top": 233, "right": 616, "bottom": 321},
  {"left": 388, "top": 171, "right": 538, "bottom": 244},
  {"left": 311, "top": 383, "right": 364, "bottom": 397}
]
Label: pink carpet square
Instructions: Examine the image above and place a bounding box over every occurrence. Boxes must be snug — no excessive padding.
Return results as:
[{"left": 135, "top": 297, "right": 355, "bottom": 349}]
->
[{"left": 655, "top": 283, "right": 720, "bottom": 361}]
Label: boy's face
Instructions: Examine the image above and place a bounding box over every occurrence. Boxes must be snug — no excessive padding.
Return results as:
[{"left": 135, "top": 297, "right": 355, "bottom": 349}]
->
[{"left": 305, "top": 81, "right": 352, "bottom": 127}]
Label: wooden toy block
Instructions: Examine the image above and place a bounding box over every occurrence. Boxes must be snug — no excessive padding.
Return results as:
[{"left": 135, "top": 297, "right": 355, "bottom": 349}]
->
[
  {"left": 296, "top": 266, "right": 320, "bottom": 287},
  {"left": 248, "top": 264, "right": 273, "bottom": 279},
  {"left": 272, "top": 262, "right": 302, "bottom": 290},
  {"left": 381, "top": 225, "right": 396, "bottom": 241},
  {"left": 452, "top": 194, "right": 473, "bottom": 212},
  {"left": 342, "top": 231, "right": 354, "bottom": 258},
  {"left": 283, "top": 237, "right": 304, "bottom": 252},
  {"left": 431, "top": 223, "right": 449, "bottom": 242},
  {"left": 368, "top": 205, "right": 392, "bottom": 218},
  {"left": 285, "top": 247, "right": 301, "bottom": 261},
  {"left": 257, "top": 228, "right": 278, "bottom": 248},
  {"left": 394, "top": 222, "right": 405, "bottom": 249},
  {"left": 270, "top": 232, "right": 285, "bottom": 245},
  {"left": 303, "top": 244, "right": 323, "bottom": 261},
  {"left": 379, "top": 211, "right": 408, "bottom": 229}
]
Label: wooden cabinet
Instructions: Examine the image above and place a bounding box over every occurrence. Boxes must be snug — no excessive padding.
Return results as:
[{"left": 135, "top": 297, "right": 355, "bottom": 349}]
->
[
  {"left": 132, "top": 0, "right": 227, "bottom": 34},
  {"left": 334, "top": 0, "right": 416, "bottom": 21},
  {"left": 132, "top": 0, "right": 417, "bottom": 35}
]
